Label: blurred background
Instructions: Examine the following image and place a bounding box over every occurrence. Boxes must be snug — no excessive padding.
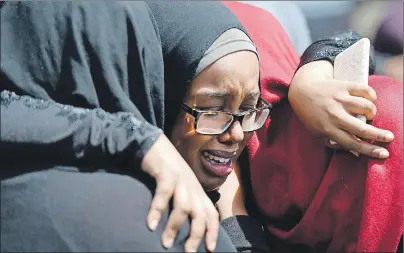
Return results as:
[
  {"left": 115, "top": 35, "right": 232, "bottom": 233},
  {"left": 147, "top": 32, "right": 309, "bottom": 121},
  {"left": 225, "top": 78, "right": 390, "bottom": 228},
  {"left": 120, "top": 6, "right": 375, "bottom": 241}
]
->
[{"left": 241, "top": 1, "right": 403, "bottom": 82}]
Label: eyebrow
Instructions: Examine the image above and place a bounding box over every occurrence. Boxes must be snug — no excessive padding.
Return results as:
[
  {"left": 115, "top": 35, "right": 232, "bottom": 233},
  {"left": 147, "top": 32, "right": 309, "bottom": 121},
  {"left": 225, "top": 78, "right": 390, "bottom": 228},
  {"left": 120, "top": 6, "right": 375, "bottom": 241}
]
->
[
  {"left": 196, "top": 91, "right": 231, "bottom": 98},
  {"left": 195, "top": 91, "right": 261, "bottom": 98}
]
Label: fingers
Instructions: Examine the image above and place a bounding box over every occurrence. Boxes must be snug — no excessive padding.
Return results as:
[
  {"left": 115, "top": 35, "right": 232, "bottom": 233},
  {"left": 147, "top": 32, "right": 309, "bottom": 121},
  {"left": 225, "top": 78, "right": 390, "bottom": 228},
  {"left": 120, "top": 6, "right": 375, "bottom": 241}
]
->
[
  {"left": 331, "top": 127, "right": 390, "bottom": 159},
  {"left": 337, "top": 95, "right": 377, "bottom": 120},
  {"left": 347, "top": 82, "right": 377, "bottom": 102},
  {"left": 334, "top": 111, "right": 394, "bottom": 143},
  {"left": 162, "top": 208, "right": 189, "bottom": 249},
  {"left": 203, "top": 200, "right": 219, "bottom": 252},
  {"left": 185, "top": 212, "right": 206, "bottom": 253},
  {"left": 184, "top": 195, "right": 219, "bottom": 252},
  {"left": 161, "top": 184, "right": 189, "bottom": 249},
  {"left": 162, "top": 210, "right": 187, "bottom": 249},
  {"left": 147, "top": 180, "right": 175, "bottom": 232}
]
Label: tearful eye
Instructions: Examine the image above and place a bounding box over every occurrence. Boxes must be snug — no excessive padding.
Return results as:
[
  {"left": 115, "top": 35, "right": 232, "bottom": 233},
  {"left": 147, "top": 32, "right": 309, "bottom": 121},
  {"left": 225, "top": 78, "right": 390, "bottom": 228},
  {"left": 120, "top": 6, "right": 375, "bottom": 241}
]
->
[
  {"left": 203, "top": 113, "right": 220, "bottom": 118},
  {"left": 197, "top": 106, "right": 224, "bottom": 111}
]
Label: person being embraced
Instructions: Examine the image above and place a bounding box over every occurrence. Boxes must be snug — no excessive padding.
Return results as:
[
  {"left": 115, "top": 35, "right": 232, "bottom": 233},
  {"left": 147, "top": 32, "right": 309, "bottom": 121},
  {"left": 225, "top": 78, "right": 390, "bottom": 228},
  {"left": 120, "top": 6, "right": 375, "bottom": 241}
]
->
[
  {"left": 2, "top": 1, "right": 401, "bottom": 253},
  {"left": 220, "top": 2, "right": 403, "bottom": 253}
]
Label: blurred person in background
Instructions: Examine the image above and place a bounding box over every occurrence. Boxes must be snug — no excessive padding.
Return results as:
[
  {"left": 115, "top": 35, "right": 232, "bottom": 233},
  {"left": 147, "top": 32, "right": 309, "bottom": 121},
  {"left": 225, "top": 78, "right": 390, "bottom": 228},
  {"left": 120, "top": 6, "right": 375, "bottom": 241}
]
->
[
  {"left": 240, "top": 1, "right": 312, "bottom": 56},
  {"left": 293, "top": 1, "right": 357, "bottom": 40},
  {"left": 350, "top": 1, "right": 403, "bottom": 82}
]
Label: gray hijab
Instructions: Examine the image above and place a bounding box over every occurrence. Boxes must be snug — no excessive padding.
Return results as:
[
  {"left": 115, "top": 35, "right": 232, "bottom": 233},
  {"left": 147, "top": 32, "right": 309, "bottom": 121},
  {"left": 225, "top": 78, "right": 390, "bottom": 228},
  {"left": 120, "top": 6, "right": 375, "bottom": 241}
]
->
[{"left": 195, "top": 28, "right": 258, "bottom": 78}]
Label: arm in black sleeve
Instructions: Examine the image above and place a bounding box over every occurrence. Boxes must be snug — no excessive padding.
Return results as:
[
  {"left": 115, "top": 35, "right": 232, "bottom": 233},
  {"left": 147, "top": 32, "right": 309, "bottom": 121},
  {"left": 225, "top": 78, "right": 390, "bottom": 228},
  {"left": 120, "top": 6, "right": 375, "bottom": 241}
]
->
[
  {"left": 0, "top": 90, "right": 162, "bottom": 168},
  {"left": 297, "top": 30, "right": 376, "bottom": 75},
  {"left": 220, "top": 216, "right": 270, "bottom": 253},
  {"left": 1, "top": 2, "right": 165, "bottom": 169}
]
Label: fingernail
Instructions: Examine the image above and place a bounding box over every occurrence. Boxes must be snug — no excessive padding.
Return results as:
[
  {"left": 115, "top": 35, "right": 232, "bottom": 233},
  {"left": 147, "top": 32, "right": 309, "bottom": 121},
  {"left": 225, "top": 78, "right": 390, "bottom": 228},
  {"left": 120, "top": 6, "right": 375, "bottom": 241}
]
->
[
  {"left": 209, "top": 242, "right": 216, "bottom": 252},
  {"left": 379, "top": 149, "right": 389, "bottom": 159},
  {"left": 374, "top": 149, "right": 389, "bottom": 159},
  {"left": 329, "top": 139, "right": 338, "bottom": 145},
  {"left": 186, "top": 247, "right": 197, "bottom": 253},
  {"left": 385, "top": 132, "right": 394, "bottom": 141},
  {"left": 148, "top": 220, "right": 158, "bottom": 231},
  {"left": 350, "top": 150, "right": 360, "bottom": 157},
  {"left": 163, "top": 238, "right": 174, "bottom": 249}
]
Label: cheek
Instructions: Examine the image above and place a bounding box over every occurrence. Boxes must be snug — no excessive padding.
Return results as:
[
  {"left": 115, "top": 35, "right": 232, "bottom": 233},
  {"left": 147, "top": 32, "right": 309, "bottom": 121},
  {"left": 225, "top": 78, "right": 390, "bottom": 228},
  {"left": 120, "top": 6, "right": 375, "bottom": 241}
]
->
[
  {"left": 177, "top": 134, "right": 214, "bottom": 169},
  {"left": 170, "top": 113, "right": 212, "bottom": 158},
  {"left": 170, "top": 113, "right": 194, "bottom": 145},
  {"left": 240, "top": 132, "right": 254, "bottom": 149},
  {"left": 183, "top": 135, "right": 212, "bottom": 157}
]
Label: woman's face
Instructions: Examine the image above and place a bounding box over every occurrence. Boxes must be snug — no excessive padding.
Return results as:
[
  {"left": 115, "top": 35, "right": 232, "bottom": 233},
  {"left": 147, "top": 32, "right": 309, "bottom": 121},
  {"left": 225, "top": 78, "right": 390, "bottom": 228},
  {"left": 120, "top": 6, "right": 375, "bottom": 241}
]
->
[{"left": 170, "top": 51, "right": 260, "bottom": 191}]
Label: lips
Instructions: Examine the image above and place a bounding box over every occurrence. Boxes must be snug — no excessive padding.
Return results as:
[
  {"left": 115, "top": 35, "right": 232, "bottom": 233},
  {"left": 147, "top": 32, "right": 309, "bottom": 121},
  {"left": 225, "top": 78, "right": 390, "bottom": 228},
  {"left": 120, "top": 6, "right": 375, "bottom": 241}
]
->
[
  {"left": 200, "top": 150, "right": 236, "bottom": 177},
  {"left": 203, "top": 152, "right": 231, "bottom": 164},
  {"left": 205, "top": 150, "right": 236, "bottom": 158}
]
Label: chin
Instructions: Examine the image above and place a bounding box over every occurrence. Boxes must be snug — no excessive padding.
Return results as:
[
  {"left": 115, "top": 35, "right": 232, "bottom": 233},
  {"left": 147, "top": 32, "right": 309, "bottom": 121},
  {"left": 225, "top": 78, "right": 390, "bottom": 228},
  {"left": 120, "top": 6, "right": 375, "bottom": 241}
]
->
[
  {"left": 201, "top": 178, "right": 226, "bottom": 192},
  {"left": 191, "top": 155, "right": 230, "bottom": 191}
]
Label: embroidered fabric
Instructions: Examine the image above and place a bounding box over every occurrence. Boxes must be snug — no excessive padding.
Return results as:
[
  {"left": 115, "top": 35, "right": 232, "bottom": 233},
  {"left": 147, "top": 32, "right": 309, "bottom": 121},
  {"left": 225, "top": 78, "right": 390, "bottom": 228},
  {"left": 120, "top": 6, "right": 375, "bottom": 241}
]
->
[
  {"left": 0, "top": 90, "right": 162, "bottom": 168},
  {"left": 298, "top": 31, "right": 376, "bottom": 74}
]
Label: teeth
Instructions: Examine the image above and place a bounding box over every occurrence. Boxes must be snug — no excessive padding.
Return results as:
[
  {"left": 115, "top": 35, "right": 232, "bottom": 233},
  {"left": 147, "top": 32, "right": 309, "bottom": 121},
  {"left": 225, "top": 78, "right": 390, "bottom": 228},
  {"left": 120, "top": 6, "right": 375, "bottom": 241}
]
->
[{"left": 203, "top": 152, "right": 231, "bottom": 164}]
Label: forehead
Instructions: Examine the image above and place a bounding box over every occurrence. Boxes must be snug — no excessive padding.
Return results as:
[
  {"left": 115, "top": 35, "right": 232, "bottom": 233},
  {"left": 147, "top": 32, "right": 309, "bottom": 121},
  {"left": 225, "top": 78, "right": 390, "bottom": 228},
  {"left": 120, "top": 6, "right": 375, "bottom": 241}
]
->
[{"left": 188, "top": 51, "right": 260, "bottom": 99}]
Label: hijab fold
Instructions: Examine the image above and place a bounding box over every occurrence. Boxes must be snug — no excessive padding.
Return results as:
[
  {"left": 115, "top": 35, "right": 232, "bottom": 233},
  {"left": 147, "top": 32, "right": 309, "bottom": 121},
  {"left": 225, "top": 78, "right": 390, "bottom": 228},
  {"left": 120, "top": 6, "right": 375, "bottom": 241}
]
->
[
  {"left": 2, "top": 1, "right": 255, "bottom": 135},
  {"left": 145, "top": 1, "right": 253, "bottom": 133}
]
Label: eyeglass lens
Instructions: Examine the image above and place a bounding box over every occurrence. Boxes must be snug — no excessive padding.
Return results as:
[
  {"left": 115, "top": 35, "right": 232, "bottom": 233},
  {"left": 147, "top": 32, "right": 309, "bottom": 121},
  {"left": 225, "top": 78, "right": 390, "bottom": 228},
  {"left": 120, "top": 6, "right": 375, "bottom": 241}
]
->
[{"left": 196, "top": 108, "right": 270, "bottom": 135}]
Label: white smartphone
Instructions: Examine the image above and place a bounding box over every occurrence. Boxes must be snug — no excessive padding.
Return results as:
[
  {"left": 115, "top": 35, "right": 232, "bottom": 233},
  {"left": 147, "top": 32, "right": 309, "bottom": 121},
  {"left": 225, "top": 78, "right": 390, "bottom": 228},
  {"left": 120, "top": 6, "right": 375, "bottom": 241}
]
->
[{"left": 330, "top": 38, "right": 371, "bottom": 157}]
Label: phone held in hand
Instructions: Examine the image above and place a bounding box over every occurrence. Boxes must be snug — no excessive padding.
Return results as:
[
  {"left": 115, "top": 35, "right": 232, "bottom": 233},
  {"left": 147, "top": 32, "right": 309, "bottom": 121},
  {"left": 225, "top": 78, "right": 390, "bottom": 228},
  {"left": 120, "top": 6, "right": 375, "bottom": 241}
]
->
[{"left": 330, "top": 38, "right": 371, "bottom": 157}]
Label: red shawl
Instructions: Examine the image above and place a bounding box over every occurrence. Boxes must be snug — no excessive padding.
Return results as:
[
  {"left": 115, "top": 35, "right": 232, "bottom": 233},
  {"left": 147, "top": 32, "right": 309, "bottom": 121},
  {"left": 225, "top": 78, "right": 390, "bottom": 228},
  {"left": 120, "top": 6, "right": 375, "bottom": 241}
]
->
[{"left": 224, "top": 2, "right": 403, "bottom": 252}]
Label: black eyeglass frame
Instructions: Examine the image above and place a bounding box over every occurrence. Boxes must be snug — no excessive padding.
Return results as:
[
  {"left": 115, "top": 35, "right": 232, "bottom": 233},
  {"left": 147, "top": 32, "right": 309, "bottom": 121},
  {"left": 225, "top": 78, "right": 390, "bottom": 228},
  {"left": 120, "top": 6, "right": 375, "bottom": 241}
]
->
[{"left": 180, "top": 98, "right": 272, "bottom": 135}]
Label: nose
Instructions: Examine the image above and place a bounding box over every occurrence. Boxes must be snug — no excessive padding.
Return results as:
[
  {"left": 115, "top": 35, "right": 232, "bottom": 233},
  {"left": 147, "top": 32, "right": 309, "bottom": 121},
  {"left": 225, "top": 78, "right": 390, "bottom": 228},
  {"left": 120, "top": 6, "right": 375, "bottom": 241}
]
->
[{"left": 217, "top": 121, "right": 244, "bottom": 144}]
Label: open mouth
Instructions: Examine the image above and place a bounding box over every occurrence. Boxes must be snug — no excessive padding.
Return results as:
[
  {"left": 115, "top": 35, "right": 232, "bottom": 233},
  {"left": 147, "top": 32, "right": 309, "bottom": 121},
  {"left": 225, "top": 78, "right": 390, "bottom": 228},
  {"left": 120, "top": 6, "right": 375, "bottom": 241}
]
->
[
  {"left": 200, "top": 150, "right": 235, "bottom": 177},
  {"left": 202, "top": 152, "right": 231, "bottom": 165}
]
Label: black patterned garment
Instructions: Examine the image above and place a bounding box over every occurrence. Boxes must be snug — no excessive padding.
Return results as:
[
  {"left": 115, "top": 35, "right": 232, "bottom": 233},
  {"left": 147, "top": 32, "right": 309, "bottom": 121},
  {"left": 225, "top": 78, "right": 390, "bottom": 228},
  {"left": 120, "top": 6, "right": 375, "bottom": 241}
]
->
[
  {"left": 298, "top": 30, "right": 376, "bottom": 74},
  {"left": 0, "top": 1, "right": 165, "bottom": 169},
  {"left": 0, "top": 90, "right": 161, "bottom": 170},
  {"left": 0, "top": 2, "right": 247, "bottom": 252}
]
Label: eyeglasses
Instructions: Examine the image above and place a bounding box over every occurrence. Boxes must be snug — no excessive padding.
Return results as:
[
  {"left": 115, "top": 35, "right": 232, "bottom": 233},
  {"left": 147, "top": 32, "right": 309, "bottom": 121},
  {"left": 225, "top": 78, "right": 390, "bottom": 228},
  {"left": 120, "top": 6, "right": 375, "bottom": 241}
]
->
[{"left": 180, "top": 98, "right": 272, "bottom": 135}]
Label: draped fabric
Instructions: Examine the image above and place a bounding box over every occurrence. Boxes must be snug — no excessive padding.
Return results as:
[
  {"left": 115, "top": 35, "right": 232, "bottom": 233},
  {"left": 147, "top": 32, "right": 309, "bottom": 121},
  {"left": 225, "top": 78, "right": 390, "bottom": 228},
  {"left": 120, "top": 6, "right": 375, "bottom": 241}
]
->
[{"left": 225, "top": 2, "right": 403, "bottom": 252}]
